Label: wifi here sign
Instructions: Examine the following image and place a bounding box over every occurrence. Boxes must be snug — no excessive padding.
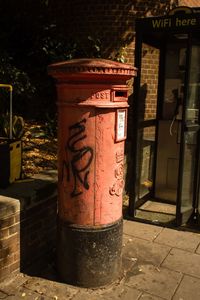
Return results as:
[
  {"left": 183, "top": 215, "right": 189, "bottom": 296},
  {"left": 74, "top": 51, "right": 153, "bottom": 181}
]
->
[
  {"left": 152, "top": 17, "right": 197, "bottom": 29},
  {"left": 137, "top": 14, "right": 200, "bottom": 32}
]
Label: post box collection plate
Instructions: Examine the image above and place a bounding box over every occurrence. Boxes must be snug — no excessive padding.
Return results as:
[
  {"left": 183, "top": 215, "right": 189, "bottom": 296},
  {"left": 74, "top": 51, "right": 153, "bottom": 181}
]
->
[{"left": 116, "top": 108, "right": 127, "bottom": 142}]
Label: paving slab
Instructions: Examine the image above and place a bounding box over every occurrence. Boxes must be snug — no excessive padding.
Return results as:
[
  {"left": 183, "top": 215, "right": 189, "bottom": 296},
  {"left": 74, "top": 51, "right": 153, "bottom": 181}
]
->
[
  {"left": 123, "top": 233, "right": 134, "bottom": 246},
  {"left": 125, "top": 265, "right": 182, "bottom": 300},
  {"left": 72, "top": 291, "right": 105, "bottom": 300},
  {"left": 0, "top": 273, "right": 29, "bottom": 296},
  {"left": 0, "top": 290, "right": 7, "bottom": 299},
  {"left": 154, "top": 228, "right": 200, "bottom": 252},
  {"left": 173, "top": 274, "right": 200, "bottom": 300},
  {"left": 123, "top": 237, "right": 171, "bottom": 267},
  {"left": 2, "top": 219, "right": 200, "bottom": 299},
  {"left": 139, "top": 293, "right": 165, "bottom": 300},
  {"left": 123, "top": 221, "right": 163, "bottom": 241},
  {"left": 99, "top": 285, "right": 142, "bottom": 300},
  {"left": 195, "top": 242, "right": 200, "bottom": 254},
  {"left": 4, "top": 286, "right": 52, "bottom": 299},
  {"left": 72, "top": 285, "right": 142, "bottom": 300},
  {"left": 24, "top": 277, "right": 78, "bottom": 300},
  {"left": 162, "top": 248, "right": 200, "bottom": 278}
]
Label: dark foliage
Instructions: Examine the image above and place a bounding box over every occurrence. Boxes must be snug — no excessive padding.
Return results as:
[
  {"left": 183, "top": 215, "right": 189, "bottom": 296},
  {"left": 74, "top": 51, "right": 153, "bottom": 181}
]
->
[{"left": 0, "top": 0, "right": 179, "bottom": 119}]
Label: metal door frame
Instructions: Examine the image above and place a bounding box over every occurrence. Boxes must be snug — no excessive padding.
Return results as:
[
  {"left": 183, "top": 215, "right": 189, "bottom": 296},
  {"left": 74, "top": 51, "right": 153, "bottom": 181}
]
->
[{"left": 129, "top": 7, "right": 200, "bottom": 226}]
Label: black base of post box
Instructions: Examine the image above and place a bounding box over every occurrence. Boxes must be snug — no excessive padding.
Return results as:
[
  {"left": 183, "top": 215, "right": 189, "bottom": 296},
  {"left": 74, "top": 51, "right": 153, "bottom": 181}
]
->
[{"left": 57, "top": 218, "right": 123, "bottom": 287}]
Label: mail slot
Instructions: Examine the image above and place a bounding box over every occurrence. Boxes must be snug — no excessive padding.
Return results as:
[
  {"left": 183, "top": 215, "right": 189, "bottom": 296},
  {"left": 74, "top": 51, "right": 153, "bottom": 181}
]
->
[{"left": 112, "top": 88, "right": 128, "bottom": 102}]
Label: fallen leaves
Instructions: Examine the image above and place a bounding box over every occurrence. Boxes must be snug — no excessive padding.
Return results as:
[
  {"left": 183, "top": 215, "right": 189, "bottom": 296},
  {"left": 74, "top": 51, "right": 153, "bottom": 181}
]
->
[{"left": 22, "top": 121, "right": 57, "bottom": 177}]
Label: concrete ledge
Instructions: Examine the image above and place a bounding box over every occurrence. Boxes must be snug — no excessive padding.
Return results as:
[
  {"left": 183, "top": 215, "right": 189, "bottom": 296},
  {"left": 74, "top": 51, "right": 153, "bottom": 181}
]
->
[
  {"left": 0, "top": 196, "right": 20, "bottom": 219},
  {"left": 0, "top": 170, "right": 57, "bottom": 211}
]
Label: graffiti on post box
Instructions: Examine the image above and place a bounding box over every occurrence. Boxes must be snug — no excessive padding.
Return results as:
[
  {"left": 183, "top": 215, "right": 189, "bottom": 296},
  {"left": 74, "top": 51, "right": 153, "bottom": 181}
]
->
[{"left": 61, "top": 119, "right": 93, "bottom": 198}]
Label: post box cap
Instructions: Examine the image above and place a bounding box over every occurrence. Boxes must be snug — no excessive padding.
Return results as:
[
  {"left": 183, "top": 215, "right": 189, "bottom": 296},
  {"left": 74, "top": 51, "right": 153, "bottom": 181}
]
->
[{"left": 48, "top": 58, "right": 137, "bottom": 83}]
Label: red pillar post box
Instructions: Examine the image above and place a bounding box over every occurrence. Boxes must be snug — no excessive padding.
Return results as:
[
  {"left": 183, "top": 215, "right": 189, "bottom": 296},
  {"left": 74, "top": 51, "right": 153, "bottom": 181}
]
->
[{"left": 48, "top": 59, "right": 137, "bottom": 287}]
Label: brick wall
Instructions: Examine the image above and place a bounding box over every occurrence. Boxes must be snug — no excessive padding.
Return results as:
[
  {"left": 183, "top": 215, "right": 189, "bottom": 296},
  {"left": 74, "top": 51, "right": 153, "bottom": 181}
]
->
[
  {"left": 63, "top": 0, "right": 176, "bottom": 64},
  {"left": 140, "top": 45, "right": 160, "bottom": 121},
  {"left": 63, "top": 0, "right": 199, "bottom": 64},
  {"left": 62, "top": 0, "right": 197, "bottom": 127},
  {"left": 0, "top": 197, "right": 20, "bottom": 281},
  {"left": 55, "top": 0, "right": 198, "bottom": 126},
  {"left": 59, "top": 0, "right": 199, "bottom": 72},
  {"left": 0, "top": 174, "right": 57, "bottom": 281},
  {"left": 20, "top": 192, "right": 57, "bottom": 271}
]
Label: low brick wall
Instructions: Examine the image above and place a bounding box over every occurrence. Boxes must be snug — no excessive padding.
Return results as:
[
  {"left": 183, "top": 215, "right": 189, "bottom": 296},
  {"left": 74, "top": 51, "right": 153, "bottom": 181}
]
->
[
  {"left": 0, "top": 196, "right": 20, "bottom": 281},
  {"left": 20, "top": 192, "right": 57, "bottom": 271},
  {"left": 0, "top": 171, "right": 57, "bottom": 281}
]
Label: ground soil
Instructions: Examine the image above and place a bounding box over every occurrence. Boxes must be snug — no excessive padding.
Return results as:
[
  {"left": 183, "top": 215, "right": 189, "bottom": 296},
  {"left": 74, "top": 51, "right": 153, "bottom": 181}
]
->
[{"left": 22, "top": 121, "right": 57, "bottom": 177}]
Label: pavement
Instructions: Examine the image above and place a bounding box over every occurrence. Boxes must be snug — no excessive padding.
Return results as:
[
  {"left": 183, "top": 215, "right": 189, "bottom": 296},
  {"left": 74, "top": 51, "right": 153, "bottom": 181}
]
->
[{"left": 1, "top": 219, "right": 200, "bottom": 300}]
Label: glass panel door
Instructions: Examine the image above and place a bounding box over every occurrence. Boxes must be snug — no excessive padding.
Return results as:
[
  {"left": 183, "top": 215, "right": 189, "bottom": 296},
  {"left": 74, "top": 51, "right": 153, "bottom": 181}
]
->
[
  {"left": 177, "top": 38, "right": 200, "bottom": 224},
  {"left": 136, "top": 42, "right": 159, "bottom": 203},
  {"left": 155, "top": 38, "right": 187, "bottom": 205},
  {"left": 130, "top": 40, "right": 161, "bottom": 222}
]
